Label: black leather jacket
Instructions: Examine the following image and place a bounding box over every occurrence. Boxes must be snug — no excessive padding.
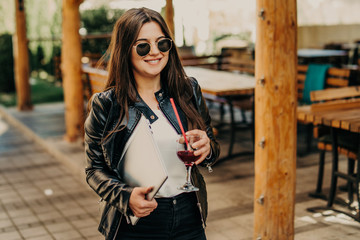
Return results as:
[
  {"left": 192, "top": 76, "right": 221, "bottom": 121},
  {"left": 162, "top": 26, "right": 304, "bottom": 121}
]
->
[{"left": 84, "top": 78, "right": 220, "bottom": 239}]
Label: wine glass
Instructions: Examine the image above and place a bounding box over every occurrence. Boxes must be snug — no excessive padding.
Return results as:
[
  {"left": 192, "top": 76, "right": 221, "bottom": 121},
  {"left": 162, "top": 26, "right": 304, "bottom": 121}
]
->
[{"left": 176, "top": 134, "right": 201, "bottom": 192}]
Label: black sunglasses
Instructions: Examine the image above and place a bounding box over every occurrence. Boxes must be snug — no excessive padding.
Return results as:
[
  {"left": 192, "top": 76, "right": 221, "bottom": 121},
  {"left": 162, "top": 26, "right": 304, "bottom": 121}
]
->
[{"left": 133, "top": 38, "right": 173, "bottom": 57}]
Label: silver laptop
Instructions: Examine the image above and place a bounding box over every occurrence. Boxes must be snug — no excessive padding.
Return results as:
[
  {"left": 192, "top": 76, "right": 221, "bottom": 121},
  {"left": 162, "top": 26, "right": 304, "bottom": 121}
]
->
[{"left": 119, "top": 115, "right": 168, "bottom": 225}]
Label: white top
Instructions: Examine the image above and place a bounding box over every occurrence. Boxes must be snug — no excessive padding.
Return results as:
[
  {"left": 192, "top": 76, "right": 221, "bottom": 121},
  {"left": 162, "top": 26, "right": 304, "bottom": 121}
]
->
[{"left": 151, "top": 109, "right": 187, "bottom": 197}]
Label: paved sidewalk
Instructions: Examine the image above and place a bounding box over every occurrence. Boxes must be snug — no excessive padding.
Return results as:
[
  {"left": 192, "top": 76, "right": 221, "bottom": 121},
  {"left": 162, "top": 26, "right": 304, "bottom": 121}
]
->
[
  {"left": 1, "top": 102, "right": 360, "bottom": 240},
  {"left": 0, "top": 116, "right": 102, "bottom": 239}
]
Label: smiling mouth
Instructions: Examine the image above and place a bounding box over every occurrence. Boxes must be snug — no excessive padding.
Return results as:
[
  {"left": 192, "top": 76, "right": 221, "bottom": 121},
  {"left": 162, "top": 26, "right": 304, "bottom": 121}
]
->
[{"left": 144, "top": 58, "right": 161, "bottom": 64}]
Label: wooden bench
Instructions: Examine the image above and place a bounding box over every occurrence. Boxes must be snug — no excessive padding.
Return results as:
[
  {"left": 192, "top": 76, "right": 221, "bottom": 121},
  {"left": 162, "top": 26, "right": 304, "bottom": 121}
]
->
[
  {"left": 297, "top": 65, "right": 351, "bottom": 101},
  {"left": 219, "top": 58, "right": 255, "bottom": 75},
  {"left": 311, "top": 85, "right": 360, "bottom": 102},
  {"left": 311, "top": 86, "right": 360, "bottom": 158},
  {"left": 297, "top": 65, "right": 353, "bottom": 154},
  {"left": 180, "top": 47, "right": 255, "bottom": 75},
  {"left": 307, "top": 86, "right": 360, "bottom": 200},
  {"left": 180, "top": 54, "right": 226, "bottom": 70},
  {"left": 82, "top": 66, "right": 107, "bottom": 100},
  {"left": 219, "top": 47, "right": 254, "bottom": 75}
]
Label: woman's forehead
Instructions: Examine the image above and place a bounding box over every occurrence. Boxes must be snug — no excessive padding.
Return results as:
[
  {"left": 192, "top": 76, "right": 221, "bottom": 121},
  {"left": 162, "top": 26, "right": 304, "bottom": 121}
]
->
[{"left": 136, "top": 21, "right": 165, "bottom": 40}]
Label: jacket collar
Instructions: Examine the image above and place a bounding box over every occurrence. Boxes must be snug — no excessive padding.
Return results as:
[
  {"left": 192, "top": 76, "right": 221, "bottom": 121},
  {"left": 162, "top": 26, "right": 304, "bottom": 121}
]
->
[{"left": 133, "top": 88, "right": 167, "bottom": 124}]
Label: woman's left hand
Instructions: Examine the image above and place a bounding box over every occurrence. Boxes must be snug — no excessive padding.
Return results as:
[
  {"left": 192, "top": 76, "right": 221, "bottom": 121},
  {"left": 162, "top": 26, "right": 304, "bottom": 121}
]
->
[{"left": 185, "top": 129, "right": 211, "bottom": 165}]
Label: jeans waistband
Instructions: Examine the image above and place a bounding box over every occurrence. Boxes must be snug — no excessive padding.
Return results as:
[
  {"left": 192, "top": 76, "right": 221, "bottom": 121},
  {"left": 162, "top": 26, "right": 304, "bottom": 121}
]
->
[{"left": 155, "top": 192, "right": 196, "bottom": 203}]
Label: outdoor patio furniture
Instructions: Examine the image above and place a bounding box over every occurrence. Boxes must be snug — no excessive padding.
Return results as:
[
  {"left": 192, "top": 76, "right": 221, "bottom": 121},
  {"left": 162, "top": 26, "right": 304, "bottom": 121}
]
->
[
  {"left": 297, "top": 86, "right": 360, "bottom": 222},
  {"left": 298, "top": 48, "right": 349, "bottom": 66},
  {"left": 184, "top": 67, "right": 255, "bottom": 161},
  {"left": 297, "top": 65, "right": 352, "bottom": 154}
]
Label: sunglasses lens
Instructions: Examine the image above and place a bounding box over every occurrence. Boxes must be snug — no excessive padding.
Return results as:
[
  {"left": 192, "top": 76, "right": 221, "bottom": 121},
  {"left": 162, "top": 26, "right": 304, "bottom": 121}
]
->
[
  {"left": 135, "top": 39, "right": 172, "bottom": 57},
  {"left": 136, "top": 43, "right": 150, "bottom": 57},
  {"left": 158, "top": 39, "right": 172, "bottom": 53}
]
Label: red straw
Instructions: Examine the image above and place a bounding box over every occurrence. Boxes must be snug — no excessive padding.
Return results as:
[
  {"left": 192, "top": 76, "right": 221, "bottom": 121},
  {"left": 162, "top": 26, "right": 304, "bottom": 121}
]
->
[{"left": 169, "top": 98, "right": 189, "bottom": 147}]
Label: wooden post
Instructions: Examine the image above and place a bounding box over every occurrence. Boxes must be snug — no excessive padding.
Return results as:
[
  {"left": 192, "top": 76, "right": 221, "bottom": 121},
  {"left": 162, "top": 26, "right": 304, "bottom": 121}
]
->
[
  {"left": 14, "top": 0, "right": 32, "bottom": 111},
  {"left": 165, "top": 0, "right": 175, "bottom": 37},
  {"left": 61, "top": 0, "right": 84, "bottom": 142},
  {"left": 253, "top": 1, "right": 297, "bottom": 240}
]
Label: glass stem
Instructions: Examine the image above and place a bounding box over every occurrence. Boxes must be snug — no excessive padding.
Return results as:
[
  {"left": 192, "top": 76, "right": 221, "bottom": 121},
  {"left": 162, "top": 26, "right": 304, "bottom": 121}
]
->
[{"left": 186, "top": 165, "right": 192, "bottom": 184}]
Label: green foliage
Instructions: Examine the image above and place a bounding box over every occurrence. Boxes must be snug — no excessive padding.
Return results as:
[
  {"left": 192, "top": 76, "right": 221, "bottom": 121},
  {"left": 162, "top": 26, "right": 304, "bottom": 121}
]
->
[
  {"left": 24, "top": 0, "right": 62, "bottom": 82},
  {"left": 81, "top": 6, "right": 125, "bottom": 55},
  {"left": 81, "top": 6, "right": 125, "bottom": 34},
  {"left": 0, "top": 77, "right": 64, "bottom": 107},
  {"left": 30, "top": 78, "right": 63, "bottom": 103},
  {"left": 0, "top": 33, "right": 15, "bottom": 93},
  {"left": 44, "top": 45, "right": 61, "bottom": 77},
  {"left": 35, "top": 45, "right": 45, "bottom": 70}
]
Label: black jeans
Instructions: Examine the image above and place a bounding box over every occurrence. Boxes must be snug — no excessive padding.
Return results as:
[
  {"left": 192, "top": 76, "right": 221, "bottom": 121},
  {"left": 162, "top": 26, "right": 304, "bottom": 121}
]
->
[{"left": 116, "top": 192, "right": 206, "bottom": 240}]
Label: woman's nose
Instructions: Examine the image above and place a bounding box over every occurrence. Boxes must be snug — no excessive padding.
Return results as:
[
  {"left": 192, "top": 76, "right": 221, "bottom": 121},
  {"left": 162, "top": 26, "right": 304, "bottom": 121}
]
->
[{"left": 148, "top": 42, "right": 161, "bottom": 56}]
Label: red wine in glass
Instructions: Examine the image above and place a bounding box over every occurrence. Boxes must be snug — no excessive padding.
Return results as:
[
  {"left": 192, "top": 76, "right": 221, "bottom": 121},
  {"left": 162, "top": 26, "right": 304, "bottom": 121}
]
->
[
  {"left": 177, "top": 150, "right": 200, "bottom": 166},
  {"left": 176, "top": 134, "right": 200, "bottom": 192}
]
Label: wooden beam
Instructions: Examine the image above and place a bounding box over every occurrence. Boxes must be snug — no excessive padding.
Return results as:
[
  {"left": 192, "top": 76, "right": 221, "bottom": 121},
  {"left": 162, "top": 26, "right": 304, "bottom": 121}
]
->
[
  {"left": 310, "top": 86, "right": 360, "bottom": 102},
  {"left": 61, "top": 0, "right": 84, "bottom": 142},
  {"left": 14, "top": 0, "right": 32, "bottom": 110},
  {"left": 254, "top": 1, "right": 297, "bottom": 239},
  {"left": 311, "top": 98, "right": 360, "bottom": 112},
  {"left": 165, "top": 0, "right": 175, "bottom": 37}
]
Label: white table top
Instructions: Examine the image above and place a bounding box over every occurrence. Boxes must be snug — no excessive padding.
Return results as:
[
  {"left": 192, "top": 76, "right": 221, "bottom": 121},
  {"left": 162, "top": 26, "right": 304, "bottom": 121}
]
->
[
  {"left": 184, "top": 67, "right": 255, "bottom": 96},
  {"left": 297, "top": 49, "right": 348, "bottom": 58}
]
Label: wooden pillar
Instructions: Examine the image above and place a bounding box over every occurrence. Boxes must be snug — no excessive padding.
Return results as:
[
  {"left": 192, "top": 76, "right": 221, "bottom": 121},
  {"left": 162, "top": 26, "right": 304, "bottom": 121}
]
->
[
  {"left": 253, "top": 1, "right": 297, "bottom": 240},
  {"left": 14, "top": 0, "right": 32, "bottom": 111},
  {"left": 61, "top": 0, "right": 84, "bottom": 142},
  {"left": 165, "top": 0, "right": 175, "bottom": 37}
]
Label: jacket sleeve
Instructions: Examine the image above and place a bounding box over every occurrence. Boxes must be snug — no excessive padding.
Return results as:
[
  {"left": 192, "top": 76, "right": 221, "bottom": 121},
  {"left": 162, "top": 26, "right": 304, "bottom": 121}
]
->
[
  {"left": 190, "top": 78, "right": 220, "bottom": 167},
  {"left": 84, "top": 93, "right": 133, "bottom": 216}
]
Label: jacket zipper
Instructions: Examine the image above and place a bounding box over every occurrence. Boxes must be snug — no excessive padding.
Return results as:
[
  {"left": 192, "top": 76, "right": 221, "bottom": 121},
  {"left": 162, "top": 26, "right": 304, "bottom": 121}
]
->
[
  {"left": 193, "top": 185, "right": 206, "bottom": 229},
  {"left": 98, "top": 198, "right": 122, "bottom": 240},
  {"left": 112, "top": 115, "right": 140, "bottom": 238},
  {"left": 206, "top": 163, "right": 213, "bottom": 173}
]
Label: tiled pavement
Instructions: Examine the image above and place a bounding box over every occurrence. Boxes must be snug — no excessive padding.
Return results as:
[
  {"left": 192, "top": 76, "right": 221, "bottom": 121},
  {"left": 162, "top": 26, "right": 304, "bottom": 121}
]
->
[
  {"left": 1, "top": 102, "right": 360, "bottom": 240},
  {"left": 0, "top": 120, "right": 102, "bottom": 239}
]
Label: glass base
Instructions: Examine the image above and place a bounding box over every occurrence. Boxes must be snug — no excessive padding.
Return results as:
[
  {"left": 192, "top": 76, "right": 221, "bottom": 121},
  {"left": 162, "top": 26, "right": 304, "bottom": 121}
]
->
[{"left": 178, "top": 183, "right": 199, "bottom": 192}]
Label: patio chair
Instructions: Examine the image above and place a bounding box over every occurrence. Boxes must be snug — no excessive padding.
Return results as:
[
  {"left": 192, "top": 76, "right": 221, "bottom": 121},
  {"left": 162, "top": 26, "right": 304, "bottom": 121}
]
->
[
  {"left": 297, "top": 65, "right": 352, "bottom": 154},
  {"left": 307, "top": 87, "right": 360, "bottom": 217}
]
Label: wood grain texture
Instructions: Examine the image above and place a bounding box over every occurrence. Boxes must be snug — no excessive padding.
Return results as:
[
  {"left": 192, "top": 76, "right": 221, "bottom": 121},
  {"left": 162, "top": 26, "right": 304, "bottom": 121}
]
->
[
  {"left": 254, "top": 0, "right": 297, "bottom": 239},
  {"left": 61, "top": 0, "right": 84, "bottom": 142},
  {"left": 14, "top": 0, "right": 32, "bottom": 110},
  {"left": 165, "top": 0, "right": 175, "bottom": 37},
  {"left": 310, "top": 86, "right": 360, "bottom": 102}
]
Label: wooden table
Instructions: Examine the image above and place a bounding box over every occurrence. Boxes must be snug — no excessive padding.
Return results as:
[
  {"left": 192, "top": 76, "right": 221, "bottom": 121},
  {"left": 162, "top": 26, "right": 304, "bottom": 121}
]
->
[
  {"left": 297, "top": 99, "right": 360, "bottom": 221},
  {"left": 184, "top": 67, "right": 256, "bottom": 160},
  {"left": 297, "top": 48, "right": 348, "bottom": 66},
  {"left": 298, "top": 49, "right": 348, "bottom": 58},
  {"left": 297, "top": 99, "right": 360, "bottom": 133},
  {"left": 184, "top": 66, "right": 255, "bottom": 96}
]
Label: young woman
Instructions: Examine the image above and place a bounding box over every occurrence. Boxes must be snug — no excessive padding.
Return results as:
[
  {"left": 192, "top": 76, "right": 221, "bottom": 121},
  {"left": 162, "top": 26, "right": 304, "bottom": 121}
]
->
[{"left": 84, "top": 7, "right": 220, "bottom": 240}]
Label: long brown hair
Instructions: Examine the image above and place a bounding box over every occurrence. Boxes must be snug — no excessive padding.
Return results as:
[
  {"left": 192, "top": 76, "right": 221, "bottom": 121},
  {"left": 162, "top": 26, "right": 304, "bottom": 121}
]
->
[{"left": 98, "top": 7, "right": 205, "bottom": 137}]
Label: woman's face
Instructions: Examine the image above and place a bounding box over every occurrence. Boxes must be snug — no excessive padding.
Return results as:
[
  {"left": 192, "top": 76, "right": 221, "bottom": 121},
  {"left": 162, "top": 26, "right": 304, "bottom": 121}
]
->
[{"left": 131, "top": 21, "right": 169, "bottom": 81}]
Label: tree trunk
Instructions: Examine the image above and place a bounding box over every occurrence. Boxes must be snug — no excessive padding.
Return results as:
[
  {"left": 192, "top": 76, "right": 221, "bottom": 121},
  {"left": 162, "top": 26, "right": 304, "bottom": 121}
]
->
[
  {"left": 61, "top": 0, "right": 84, "bottom": 142},
  {"left": 165, "top": 0, "right": 175, "bottom": 37},
  {"left": 253, "top": 1, "right": 297, "bottom": 239},
  {"left": 14, "top": 0, "right": 32, "bottom": 111}
]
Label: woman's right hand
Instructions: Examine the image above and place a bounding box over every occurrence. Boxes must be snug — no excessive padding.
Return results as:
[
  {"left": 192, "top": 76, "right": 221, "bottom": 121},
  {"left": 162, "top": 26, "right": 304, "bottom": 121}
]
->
[{"left": 129, "top": 186, "right": 158, "bottom": 217}]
